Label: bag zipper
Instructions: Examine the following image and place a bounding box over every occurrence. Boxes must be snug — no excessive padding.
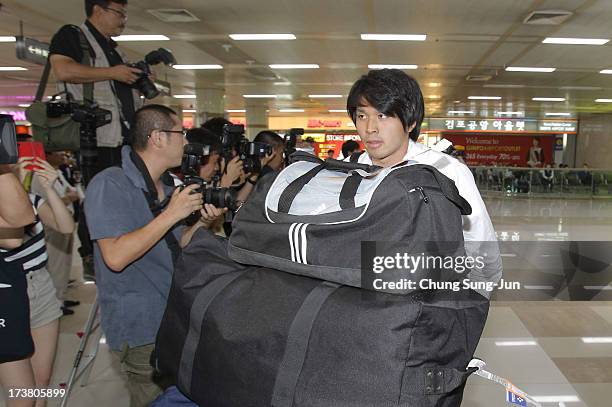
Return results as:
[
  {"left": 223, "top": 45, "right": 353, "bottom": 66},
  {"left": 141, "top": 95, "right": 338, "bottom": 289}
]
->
[{"left": 410, "top": 186, "right": 429, "bottom": 203}]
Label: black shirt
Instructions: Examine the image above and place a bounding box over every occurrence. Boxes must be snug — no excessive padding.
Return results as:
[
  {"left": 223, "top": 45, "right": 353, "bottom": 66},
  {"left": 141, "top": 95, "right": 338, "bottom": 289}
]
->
[{"left": 49, "top": 21, "right": 136, "bottom": 140}]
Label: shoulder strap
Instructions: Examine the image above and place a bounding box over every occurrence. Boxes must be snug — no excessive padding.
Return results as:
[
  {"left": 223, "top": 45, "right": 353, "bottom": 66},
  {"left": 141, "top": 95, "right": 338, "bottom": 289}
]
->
[
  {"left": 74, "top": 26, "right": 95, "bottom": 102},
  {"left": 34, "top": 62, "right": 52, "bottom": 102}
]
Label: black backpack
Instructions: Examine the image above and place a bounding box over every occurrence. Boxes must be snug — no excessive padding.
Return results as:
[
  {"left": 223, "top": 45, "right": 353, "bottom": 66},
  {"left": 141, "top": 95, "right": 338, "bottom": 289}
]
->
[{"left": 155, "top": 154, "right": 490, "bottom": 407}]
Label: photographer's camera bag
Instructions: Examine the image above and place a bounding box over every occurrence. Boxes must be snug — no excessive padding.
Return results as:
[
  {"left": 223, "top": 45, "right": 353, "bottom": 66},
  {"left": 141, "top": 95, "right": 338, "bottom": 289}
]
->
[{"left": 156, "top": 154, "right": 490, "bottom": 407}]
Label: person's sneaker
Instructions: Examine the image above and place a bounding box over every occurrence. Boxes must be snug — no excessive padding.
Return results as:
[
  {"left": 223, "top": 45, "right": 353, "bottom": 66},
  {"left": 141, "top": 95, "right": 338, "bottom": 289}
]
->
[
  {"left": 63, "top": 300, "right": 81, "bottom": 308},
  {"left": 82, "top": 254, "right": 95, "bottom": 281},
  {"left": 61, "top": 306, "right": 75, "bottom": 316}
]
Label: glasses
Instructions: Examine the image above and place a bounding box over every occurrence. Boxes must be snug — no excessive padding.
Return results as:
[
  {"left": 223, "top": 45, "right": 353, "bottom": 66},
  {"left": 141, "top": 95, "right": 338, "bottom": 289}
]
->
[
  {"left": 161, "top": 129, "right": 188, "bottom": 138},
  {"left": 103, "top": 7, "right": 128, "bottom": 19}
]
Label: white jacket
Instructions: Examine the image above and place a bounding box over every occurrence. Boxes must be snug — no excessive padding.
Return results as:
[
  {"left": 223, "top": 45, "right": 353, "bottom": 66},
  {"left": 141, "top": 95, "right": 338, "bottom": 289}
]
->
[{"left": 356, "top": 139, "right": 503, "bottom": 297}]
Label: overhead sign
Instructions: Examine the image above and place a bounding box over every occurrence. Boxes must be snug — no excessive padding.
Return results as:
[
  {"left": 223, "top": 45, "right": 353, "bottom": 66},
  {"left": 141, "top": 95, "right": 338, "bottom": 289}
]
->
[
  {"left": 538, "top": 121, "right": 576, "bottom": 132},
  {"left": 16, "top": 36, "right": 50, "bottom": 66},
  {"left": 428, "top": 118, "right": 577, "bottom": 134}
]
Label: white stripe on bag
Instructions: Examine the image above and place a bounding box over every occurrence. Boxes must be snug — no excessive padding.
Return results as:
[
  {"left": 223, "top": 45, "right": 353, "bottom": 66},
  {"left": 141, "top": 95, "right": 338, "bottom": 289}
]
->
[
  {"left": 300, "top": 224, "right": 308, "bottom": 264},
  {"left": 288, "top": 223, "right": 298, "bottom": 262},
  {"left": 294, "top": 223, "right": 303, "bottom": 263}
]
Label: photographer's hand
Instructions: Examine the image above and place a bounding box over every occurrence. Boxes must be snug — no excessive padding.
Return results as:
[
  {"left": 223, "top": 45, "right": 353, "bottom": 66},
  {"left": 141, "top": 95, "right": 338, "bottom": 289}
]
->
[
  {"left": 164, "top": 184, "right": 204, "bottom": 223},
  {"left": 220, "top": 157, "right": 245, "bottom": 188},
  {"left": 180, "top": 204, "right": 228, "bottom": 247},
  {"left": 110, "top": 64, "right": 143, "bottom": 85}
]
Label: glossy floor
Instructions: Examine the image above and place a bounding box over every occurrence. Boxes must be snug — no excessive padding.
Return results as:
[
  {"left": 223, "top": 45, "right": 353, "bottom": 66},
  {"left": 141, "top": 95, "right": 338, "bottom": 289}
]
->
[{"left": 1, "top": 197, "right": 611, "bottom": 407}]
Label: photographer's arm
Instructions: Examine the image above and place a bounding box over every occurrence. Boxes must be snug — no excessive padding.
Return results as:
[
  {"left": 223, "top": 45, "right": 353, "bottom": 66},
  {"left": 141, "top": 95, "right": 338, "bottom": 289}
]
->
[
  {"left": 0, "top": 166, "right": 35, "bottom": 228},
  {"left": 96, "top": 185, "right": 202, "bottom": 272},
  {"left": 50, "top": 54, "right": 142, "bottom": 85},
  {"left": 180, "top": 204, "right": 228, "bottom": 247}
]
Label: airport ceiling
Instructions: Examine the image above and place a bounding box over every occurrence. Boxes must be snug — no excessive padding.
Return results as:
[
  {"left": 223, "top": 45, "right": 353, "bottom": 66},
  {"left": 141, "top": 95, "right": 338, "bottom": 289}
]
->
[{"left": 2, "top": 0, "right": 612, "bottom": 119}]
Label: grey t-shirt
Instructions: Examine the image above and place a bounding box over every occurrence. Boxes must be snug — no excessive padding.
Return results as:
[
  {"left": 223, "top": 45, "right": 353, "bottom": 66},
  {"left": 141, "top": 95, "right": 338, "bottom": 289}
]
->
[{"left": 85, "top": 146, "right": 182, "bottom": 351}]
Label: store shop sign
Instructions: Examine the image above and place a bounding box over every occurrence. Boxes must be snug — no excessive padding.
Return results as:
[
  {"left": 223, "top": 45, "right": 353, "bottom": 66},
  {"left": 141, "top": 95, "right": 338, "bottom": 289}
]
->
[
  {"left": 538, "top": 121, "right": 576, "bottom": 132},
  {"left": 0, "top": 111, "right": 27, "bottom": 121},
  {"left": 16, "top": 36, "right": 50, "bottom": 66},
  {"left": 308, "top": 119, "right": 342, "bottom": 128},
  {"left": 431, "top": 118, "right": 537, "bottom": 132}
]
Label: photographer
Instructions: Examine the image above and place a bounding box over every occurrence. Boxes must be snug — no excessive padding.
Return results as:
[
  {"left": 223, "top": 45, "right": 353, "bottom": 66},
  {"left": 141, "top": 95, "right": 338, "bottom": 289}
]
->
[
  {"left": 84, "top": 105, "right": 224, "bottom": 407},
  {"left": 49, "top": 0, "right": 143, "bottom": 173}
]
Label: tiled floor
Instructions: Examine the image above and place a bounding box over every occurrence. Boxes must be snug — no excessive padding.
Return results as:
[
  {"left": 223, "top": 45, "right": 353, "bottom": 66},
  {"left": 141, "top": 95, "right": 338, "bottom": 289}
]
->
[{"left": 2, "top": 197, "right": 612, "bottom": 407}]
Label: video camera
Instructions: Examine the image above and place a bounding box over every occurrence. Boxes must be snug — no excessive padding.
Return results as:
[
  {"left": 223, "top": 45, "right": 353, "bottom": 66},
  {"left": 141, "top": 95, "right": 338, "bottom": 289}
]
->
[
  {"left": 0, "top": 114, "right": 18, "bottom": 164},
  {"left": 180, "top": 142, "right": 236, "bottom": 225},
  {"left": 127, "top": 48, "right": 176, "bottom": 100},
  {"left": 46, "top": 93, "right": 112, "bottom": 184},
  {"left": 221, "top": 124, "right": 273, "bottom": 174},
  {"left": 283, "top": 128, "right": 304, "bottom": 166}
]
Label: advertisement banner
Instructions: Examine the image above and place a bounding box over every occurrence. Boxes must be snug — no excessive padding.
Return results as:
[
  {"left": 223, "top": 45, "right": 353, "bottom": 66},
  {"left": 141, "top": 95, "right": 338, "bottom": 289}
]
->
[{"left": 443, "top": 134, "right": 555, "bottom": 166}]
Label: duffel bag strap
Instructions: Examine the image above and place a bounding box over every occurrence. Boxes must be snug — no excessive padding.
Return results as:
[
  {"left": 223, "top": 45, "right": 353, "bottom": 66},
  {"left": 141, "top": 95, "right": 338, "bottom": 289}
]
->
[
  {"left": 177, "top": 271, "right": 247, "bottom": 395},
  {"left": 271, "top": 281, "right": 340, "bottom": 407},
  {"left": 278, "top": 159, "right": 381, "bottom": 213}
]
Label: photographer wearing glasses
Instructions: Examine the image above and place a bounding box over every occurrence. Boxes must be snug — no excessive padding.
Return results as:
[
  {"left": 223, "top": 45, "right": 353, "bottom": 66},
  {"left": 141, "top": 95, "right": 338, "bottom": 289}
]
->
[
  {"left": 84, "top": 105, "right": 224, "bottom": 407},
  {"left": 49, "top": 0, "right": 144, "bottom": 174}
]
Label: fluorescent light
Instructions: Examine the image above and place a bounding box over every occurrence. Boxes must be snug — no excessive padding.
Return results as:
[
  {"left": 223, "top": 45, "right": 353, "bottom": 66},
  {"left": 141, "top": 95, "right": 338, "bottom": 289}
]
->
[
  {"left": 496, "top": 111, "right": 523, "bottom": 115},
  {"left": 182, "top": 109, "right": 196, "bottom": 113},
  {"left": 495, "top": 340, "right": 537, "bottom": 347},
  {"left": 269, "top": 64, "right": 319, "bottom": 69},
  {"left": 543, "top": 37, "right": 609, "bottom": 45},
  {"left": 582, "top": 337, "right": 612, "bottom": 343},
  {"left": 595, "top": 98, "right": 612, "bottom": 103},
  {"left": 173, "top": 95, "right": 196, "bottom": 99},
  {"left": 468, "top": 96, "right": 501, "bottom": 100},
  {"left": 173, "top": 65, "right": 223, "bottom": 70},
  {"left": 532, "top": 97, "right": 565, "bottom": 102},
  {"left": 600, "top": 69, "right": 612, "bottom": 74},
  {"left": 243, "top": 94, "right": 277, "bottom": 98},
  {"left": 273, "top": 82, "right": 292, "bottom": 86},
  {"left": 505, "top": 66, "right": 556, "bottom": 72},
  {"left": 427, "top": 82, "right": 442, "bottom": 87},
  {"left": 18, "top": 104, "right": 31, "bottom": 108},
  {"left": 483, "top": 84, "right": 525, "bottom": 88},
  {"left": 0, "top": 67, "right": 27, "bottom": 71},
  {"left": 560, "top": 86, "right": 602, "bottom": 90},
  {"left": 532, "top": 395, "right": 580, "bottom": 403},
  {"left": 361, "top": 34, "right": 426, "bottom": 41},
  {"left": 226, "top": 109, "right": 246, "bottom": 113},
  {"left": 368, "top": 64, "right": 417, "bottom": 70},
  {"left": 448, "top": 110, "right": 474, "bottom": 114},
  {"left": 112, "top": 35, "right": 169, "bottom": 41},
  {"left": 0, "top": 36, "right": 16, "bottom": 42},
  {"left": 279, "top": 109, "right": 304, "bottom": 113},
  {"left": 545, "top": 112, "right": 571, "bottom": 116},
  {"left": 328, "top": 109, "right": 347, "bottom": 113},
  {"left": 230, "top": 34, "right": 296, "bottom": 41},
  {"left": 309, "top": 94, "right": 343, "bottom": 98}
]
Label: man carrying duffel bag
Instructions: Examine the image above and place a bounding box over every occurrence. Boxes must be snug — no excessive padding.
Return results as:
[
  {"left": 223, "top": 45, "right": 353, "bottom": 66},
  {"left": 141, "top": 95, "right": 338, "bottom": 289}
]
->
[{"left": 154, "top": 70, "right": 501, "bottom": 407}]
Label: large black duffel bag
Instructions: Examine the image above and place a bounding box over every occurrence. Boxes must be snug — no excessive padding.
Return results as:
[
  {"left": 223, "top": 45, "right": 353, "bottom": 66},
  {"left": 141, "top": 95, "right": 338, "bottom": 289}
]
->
[
  {"left": 155, "top": 156, "right": 490, "bottom": 406},
  {"left": 156, "top": 230, "right": 489, "bottom": 407}
]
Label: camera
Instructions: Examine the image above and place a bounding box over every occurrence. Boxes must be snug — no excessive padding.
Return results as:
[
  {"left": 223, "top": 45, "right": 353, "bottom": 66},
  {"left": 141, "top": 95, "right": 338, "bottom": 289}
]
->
[
  {"left": 0, "top": 114, "right": 18, "bottom": 164},
  {"left": 221, "top": 124, "right": 273, "bottom": 174},
  {"left": 46, "top": 93, "right": 112, "bottom": 184},
  {"left": 283, "top": 128, "right": 304, "bottom": 166},
  {"left": 181, "top": 143, "right": 237, "bottom": 225},
  {"left": 127, "top": 48, "right": 176, "bottom": 100}
]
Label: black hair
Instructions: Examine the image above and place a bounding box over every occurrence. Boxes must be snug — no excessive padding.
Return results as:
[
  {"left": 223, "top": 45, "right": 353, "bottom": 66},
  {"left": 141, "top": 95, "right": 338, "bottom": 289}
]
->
[
  {"left": 341, "top": 140, "right": 360, "bottom": 158},
  {"left": 85, "top": 0, "right": 127, "bottom": 17},
  {"left": 254, "top": 130, "right": 284, "bottom": 150},
  {"left": 347, "top": 69, "right": 424, "bottom": 141},
  {"left": 201, "top": 117, "right": 233, "bottom": 138},
  {"left": 186, "top": 128, "right": 222, "bottom": 165},
  {"left": 130, "top": 105, "right": 177, "bottom": 152}
]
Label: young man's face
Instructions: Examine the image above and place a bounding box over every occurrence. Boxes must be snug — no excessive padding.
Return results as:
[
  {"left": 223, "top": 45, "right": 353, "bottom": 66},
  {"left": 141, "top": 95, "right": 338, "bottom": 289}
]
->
[{"left": 355, "top": 102, "right": 413, "bottom": 167}]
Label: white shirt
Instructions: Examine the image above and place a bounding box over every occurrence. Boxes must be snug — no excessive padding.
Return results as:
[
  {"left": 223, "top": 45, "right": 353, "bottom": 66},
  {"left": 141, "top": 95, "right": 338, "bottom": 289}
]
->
[{"left": 356, "top": 139, "right": 503, "bottom": 296}]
